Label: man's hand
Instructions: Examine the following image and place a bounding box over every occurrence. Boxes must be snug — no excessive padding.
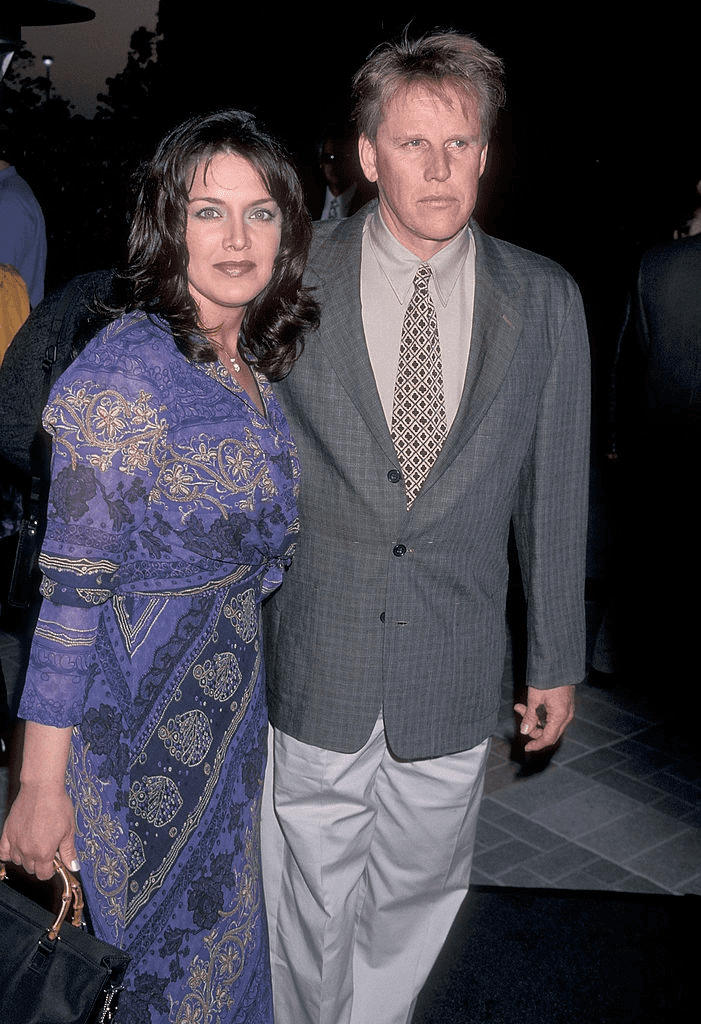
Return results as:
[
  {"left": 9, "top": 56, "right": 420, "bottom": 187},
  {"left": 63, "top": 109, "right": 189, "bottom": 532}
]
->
[{"left": 514, "top": 684, "right": 575, "bottom": 752}]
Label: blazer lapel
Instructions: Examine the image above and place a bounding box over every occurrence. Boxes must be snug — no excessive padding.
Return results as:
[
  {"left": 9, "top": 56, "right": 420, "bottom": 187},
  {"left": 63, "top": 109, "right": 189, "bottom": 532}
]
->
[
  {"left": 310, "top": 208, "right": 398, "bottom": 463},
  {"left": 308, "top": 212, "right": 526, "bottom": 490},
  {"left": 420, "top": 223, "right": 524, "bottom": 489}
]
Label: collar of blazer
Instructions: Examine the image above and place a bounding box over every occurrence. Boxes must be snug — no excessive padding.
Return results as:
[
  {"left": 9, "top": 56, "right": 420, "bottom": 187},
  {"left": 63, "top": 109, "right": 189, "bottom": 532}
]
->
[{"left": 303, "top": 201, "right": 525, "bottom": 503}]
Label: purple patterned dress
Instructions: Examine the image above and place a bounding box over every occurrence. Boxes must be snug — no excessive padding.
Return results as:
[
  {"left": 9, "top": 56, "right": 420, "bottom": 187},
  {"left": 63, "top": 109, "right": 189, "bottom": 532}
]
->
[{"left": 18, "top": 312, "right": 299, "bottom": 1023}]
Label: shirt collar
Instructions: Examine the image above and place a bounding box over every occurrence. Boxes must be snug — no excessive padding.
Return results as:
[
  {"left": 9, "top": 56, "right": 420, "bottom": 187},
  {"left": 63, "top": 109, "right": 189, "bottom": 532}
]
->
[{"left": 365, "top": 205, "right": 472, "bottom": 306}]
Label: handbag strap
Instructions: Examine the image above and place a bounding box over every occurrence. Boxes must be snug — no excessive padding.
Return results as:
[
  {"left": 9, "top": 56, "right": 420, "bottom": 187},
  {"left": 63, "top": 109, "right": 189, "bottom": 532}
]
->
[{"left": 26, "top": 280, "right": 85, "bottom": 522}]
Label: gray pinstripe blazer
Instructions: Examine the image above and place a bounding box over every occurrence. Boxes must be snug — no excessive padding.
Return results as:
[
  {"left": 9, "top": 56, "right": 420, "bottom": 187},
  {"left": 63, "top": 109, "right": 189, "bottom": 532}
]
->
[{"left": 264, "top": 203, "right": 590, "bottom": 759}]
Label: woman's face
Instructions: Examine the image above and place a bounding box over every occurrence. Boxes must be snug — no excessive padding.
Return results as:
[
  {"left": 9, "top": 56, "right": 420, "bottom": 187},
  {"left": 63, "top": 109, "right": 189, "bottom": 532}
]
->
[{"left": 185, "top": 151, "right": 282, "bottom": 329}]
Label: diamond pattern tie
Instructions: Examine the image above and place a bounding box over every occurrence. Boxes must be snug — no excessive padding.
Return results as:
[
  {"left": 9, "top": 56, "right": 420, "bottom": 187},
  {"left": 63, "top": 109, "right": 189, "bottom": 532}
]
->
[{"left": 391, "top": 263, "right": 447, "bottom": 508}]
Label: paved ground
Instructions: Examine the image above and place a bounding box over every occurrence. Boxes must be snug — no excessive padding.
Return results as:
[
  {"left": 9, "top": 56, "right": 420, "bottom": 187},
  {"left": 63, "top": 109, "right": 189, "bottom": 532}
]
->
[{"left": 474, "top": 666, "right": 700, "bottom": 896}]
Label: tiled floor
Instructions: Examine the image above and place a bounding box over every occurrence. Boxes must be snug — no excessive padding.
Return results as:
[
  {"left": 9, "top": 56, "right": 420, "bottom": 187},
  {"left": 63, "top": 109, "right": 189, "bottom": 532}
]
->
[
  {"left": 474, "top": 667, "right": 701, "bottom": 896},
  {"left": 2, "top": 605, "right": 700, "bottom": 897}
]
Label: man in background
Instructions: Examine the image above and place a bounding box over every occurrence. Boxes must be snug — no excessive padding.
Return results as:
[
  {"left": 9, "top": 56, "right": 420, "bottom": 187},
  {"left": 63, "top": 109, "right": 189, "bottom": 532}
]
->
[
  {"left": 0, "top": 124, "right": 46, "bottom": 307},
  {"left": 314, "top": 122, "right": 374, "bottom": 220}
]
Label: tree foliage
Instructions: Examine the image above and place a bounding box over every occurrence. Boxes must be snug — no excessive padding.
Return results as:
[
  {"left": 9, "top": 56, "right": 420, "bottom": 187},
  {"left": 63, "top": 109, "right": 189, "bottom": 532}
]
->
[
  {"left": 96, "top": 27, "right": 161, "bottom": 123},
  {"left": 1, "top": 48, "right": 73, "bottom": 124},
  {"left": 1, "top": 25, "right": 164, "bottom": 292}
]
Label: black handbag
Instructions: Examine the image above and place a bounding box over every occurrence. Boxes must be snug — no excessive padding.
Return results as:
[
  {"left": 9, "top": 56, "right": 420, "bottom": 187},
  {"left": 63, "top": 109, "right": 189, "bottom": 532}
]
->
[{"left": 0, "top": 858, "right": 131, "bottom": 1023}]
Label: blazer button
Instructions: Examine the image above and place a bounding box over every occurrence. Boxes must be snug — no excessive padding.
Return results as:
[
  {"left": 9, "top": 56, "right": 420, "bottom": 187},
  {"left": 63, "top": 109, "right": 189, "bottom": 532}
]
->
[
  {"left": 380, "top": 611, "right": 385, "bottom": 622},
  {"left": 387, "top": 469, "right": 402, "bottom": 483},
  {"left": 393, "top": 544, "right": 407, "bottom": 557}
]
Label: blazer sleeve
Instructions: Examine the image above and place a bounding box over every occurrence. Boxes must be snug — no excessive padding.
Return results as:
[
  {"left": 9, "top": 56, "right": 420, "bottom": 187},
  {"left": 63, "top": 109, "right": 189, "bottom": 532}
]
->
[{"left": 511, "top": 279, "right": 591, "bottom": 690}]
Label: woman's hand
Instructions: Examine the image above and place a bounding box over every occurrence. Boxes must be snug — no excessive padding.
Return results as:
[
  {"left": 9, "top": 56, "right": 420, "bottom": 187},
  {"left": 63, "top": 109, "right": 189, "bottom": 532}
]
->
[
  {"left": 0, "top": 722, "right": 77, "bottom": 880},
  {"left": 0, "top": 783, "right": 77, "bottom": 880}
]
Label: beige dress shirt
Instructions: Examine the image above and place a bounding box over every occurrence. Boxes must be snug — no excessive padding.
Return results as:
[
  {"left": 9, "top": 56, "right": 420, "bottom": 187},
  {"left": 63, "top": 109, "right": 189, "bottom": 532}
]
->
[{"left": 360, "top": 206, "right": 476, "bottom": 429}]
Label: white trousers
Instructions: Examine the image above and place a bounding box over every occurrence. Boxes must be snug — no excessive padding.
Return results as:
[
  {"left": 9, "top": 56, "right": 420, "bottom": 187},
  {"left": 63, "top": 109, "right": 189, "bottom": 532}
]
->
[{"left": 261, "top": 715, "right": 490, "bottom": 1024}]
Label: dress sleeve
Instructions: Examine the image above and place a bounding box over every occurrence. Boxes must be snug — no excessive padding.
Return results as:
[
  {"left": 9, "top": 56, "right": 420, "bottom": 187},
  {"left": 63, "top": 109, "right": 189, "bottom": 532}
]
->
[{"left": 18, "top": 344, "right": 168, "bottom": 727}]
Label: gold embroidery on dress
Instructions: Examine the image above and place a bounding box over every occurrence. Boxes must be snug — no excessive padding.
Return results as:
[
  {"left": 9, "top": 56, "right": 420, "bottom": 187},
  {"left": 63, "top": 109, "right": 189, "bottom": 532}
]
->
[
  {"left": 48, "top": 385, "right": 166, "bottom": 474},
  {"left": 76, "top": 588, "right": 111, "bottom": 604},
  {"left": 158, "top": 709, "right": 213, "bottom": 766},
  {"left": 127, "top": 829, "right": 146, "bottom": 874},
  {"left": 125, "top": 644, "right": 261, "bottom": 926},
  {"left": 194, "top": 651, "right": 243, "bottom": 702},
  {"left": 39, "top": 553, "right": 120, "bottom": 576},
  {"left": 33, "top": 619, "right": 96, "bottom": 647},
  {"left": 174, "top": 798, "right": 264, "bottom": 1024},
  {"left": 127, "top": 565, "right": 254, "bottom": 598},
  {"left": 154, "top": 427, "right": 277, "bottom": 518},
  {"left": 129, "top": 775, "right": 184, "bottom": 827},
  {"left": 113, "top": 594, "right": 169, "bottom": 655},
  {"left": 47, "top": 379, "right": 285, "bottom": 526},
  {"left": 223, "top": 588, "right": 257, "bottom": 643},
  {"left": 67, "top": 737, "right": 129, "bottom": 944}
]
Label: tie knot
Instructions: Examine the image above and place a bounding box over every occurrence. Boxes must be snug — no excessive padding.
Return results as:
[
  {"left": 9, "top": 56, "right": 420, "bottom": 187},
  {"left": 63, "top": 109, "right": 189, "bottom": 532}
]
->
[{"left": 414, "top": 263, "right": 432, "bottom": 293}]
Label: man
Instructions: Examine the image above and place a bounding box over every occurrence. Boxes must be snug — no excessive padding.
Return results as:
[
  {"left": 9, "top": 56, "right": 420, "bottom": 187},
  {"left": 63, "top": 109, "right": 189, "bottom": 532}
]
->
[
  {"left": 315, "top": 124, "right": 373, "bottom": 221},
  {"left": 0, "top": 126, "right": 47, "bottom": 308},
  {"left": 618, "top": 232, "right": 701, "bottom": 718},
  {"left": 262, "top": 30, "right": 590, "bottom": 1024}
]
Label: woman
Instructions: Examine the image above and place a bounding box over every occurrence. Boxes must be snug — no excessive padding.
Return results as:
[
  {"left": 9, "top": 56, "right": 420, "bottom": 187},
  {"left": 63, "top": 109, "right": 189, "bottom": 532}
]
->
[{"left": 0, "top": 109, "right": 318, "bottom": 1022}]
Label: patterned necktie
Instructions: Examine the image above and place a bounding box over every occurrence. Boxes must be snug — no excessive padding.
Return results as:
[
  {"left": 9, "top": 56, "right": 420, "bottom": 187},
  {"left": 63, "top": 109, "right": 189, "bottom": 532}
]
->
[{"left": 391, "top": 263, "right": 447, "bottom": 508}]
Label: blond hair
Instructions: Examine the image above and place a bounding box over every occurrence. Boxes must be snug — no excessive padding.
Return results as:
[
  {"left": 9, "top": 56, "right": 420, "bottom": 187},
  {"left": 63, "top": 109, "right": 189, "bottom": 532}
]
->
[{"left": 353, "top": 30, "right": 506, "bottom": 144}]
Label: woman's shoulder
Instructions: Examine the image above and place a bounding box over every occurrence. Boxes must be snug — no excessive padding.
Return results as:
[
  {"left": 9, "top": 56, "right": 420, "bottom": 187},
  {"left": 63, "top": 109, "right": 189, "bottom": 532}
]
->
[
  {"left": 58, "top": 312, "right": 180, "bottom": 391},
  {"left": 93, "top": 310, "right": 174, "bottom": 356},
  {"left": 43, "top": 312, "right": 176, "bottom": 439}
]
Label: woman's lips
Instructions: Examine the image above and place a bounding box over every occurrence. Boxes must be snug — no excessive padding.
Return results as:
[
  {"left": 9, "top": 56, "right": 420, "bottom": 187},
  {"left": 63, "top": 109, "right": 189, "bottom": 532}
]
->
[{"left": 214, "top": 260, "right": 256, "bottom": 276}]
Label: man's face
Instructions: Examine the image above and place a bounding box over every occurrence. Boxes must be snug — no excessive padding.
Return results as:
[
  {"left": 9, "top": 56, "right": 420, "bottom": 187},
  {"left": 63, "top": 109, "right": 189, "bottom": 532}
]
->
[{"left": 359, "top": 83, "right": 488, "bottom": 260}]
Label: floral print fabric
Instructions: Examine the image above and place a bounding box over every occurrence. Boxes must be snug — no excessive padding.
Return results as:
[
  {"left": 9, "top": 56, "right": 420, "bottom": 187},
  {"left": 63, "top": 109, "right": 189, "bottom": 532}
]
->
[{"left": 18, "top": 313, "right": 299, "bottom": 1022}]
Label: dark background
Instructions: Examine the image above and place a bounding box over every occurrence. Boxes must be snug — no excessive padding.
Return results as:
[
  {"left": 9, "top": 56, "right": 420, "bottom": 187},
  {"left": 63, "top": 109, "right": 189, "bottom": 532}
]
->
[
  {"left": 4, "top": 4, "right": 700, "bottom": 395},
  {"left": 156, "top": 5, "right": 699, "bottom": 256},
  {"left": 156, "top": 3, "right": 701, "bottom": 410}
]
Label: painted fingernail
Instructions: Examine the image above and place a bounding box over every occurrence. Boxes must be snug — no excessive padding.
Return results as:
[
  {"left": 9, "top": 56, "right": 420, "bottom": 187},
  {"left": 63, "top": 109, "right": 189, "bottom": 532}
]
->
[
  {"left": 521, "top": 723, "right": 530, "bottom": 734},
  {"left": 70, "top": 860, "right": 80, "bottom": 872}
]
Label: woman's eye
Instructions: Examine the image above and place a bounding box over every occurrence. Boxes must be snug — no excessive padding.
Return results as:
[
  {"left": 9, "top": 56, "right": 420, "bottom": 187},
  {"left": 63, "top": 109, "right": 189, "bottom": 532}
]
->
[
  {"left": 195, "top": 207, "right": 221, "bottom": 219},
  {"left": 250, "top": 208, "right": 276, "bottom": 221}
]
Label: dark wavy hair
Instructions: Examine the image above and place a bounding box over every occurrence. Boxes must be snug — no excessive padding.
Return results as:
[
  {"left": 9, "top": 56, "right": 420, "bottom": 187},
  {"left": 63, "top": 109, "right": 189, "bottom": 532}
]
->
[{"left": 120, "top": 109, "right": 319, "bottom": 380}]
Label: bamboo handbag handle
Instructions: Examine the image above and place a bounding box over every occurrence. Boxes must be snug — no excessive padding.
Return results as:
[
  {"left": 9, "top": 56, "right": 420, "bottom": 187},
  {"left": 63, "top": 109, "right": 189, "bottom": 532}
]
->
[{"left": 0, "top": 856, "right": 84, "bottom": 938}]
